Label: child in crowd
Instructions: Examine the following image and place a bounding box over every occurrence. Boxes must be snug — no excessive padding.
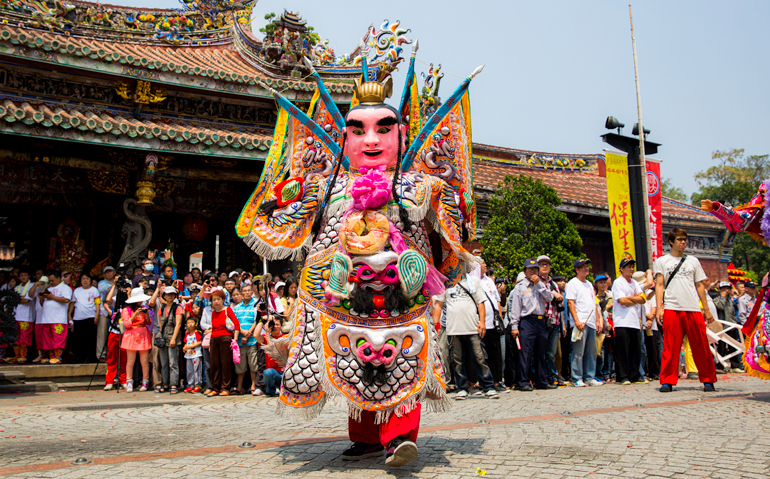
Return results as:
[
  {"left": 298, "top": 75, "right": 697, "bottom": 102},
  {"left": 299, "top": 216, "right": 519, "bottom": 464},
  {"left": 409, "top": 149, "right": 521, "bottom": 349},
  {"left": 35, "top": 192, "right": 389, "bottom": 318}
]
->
[
  {"left": 256, "top": 316, "right": 285, "bottom": 397},
  {"left": 182, "top": 317, "right": 203, "bottom": 393}
]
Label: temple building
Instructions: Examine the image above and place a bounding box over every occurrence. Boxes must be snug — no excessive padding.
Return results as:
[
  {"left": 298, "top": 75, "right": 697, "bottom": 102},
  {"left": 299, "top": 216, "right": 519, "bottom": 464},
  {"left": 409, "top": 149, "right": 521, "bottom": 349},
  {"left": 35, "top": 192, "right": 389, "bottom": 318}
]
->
[
  {"left": 0, "top": 0, "right": 728, "bottom": 279},
  {"left": 0, "top": 1, "right": 363, "bottom": 275}
]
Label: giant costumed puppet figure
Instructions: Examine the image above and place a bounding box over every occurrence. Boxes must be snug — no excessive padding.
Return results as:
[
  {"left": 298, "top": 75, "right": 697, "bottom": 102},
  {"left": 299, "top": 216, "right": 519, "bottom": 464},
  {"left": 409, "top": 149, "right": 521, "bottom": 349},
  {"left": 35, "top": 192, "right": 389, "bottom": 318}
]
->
[
  {"left": 701, "top": 186, "right": 770, "bottom": 380},
  {"left": 236, "top": 38, "right": 483, "bottom": 467}
]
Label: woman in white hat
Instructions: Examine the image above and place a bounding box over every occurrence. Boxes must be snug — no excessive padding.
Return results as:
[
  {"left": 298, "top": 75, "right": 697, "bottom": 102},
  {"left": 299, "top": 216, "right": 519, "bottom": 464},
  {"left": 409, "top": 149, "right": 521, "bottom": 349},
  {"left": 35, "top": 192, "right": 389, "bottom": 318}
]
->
[{"left": 122, "top": 287, "right": 153, "bottom": 392}]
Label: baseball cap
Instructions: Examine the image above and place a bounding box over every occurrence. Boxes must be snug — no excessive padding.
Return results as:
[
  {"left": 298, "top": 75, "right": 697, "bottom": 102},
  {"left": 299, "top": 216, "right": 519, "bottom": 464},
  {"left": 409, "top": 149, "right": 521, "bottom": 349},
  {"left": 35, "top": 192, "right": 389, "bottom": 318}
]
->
[
  {"left": 282, "top": 267, "right": 293, "bottom": 274},
  {"left": 574, "top": 258, "right": 591, "bottom": 269},
  {"left": 163, "top": 286, "right": 178, "bottom": 295},
  {"left": 718, "top": 281, "right": 732, "bottom": 289},
  {"left": 619, "top": 258, "right": 636, "bottom": 269},
  {"left": 594, "top": 274, "right": 608, "bottom": 282},
  {"left": 745, "top": 281, "right": 757, "bottom": 289},
  {"left": 103, "top": 266, "right": 115, "bottom": 273},
  {"left": 524, "top": 258, "right": 538, "bottom": 269},
  {"left": 536, "top": 255, "right": 551, "bottom": 264},
  {"left": 229, "top": 271, "right": 239, "bottom": 278}
]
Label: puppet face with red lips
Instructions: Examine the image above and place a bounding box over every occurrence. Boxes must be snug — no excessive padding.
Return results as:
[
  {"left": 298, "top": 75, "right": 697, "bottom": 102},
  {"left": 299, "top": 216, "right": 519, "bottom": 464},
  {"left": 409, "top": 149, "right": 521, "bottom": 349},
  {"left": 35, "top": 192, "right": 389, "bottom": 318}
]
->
[{"left": 343, "top": 107, "right": 405, "bottom": 171}]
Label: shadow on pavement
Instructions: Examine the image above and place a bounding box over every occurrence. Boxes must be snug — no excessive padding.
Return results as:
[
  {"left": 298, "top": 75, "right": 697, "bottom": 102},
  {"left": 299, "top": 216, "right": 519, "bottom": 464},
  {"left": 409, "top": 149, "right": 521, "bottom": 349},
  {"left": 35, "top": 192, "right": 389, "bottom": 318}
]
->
[{"left": 275, "top": 436, "right": 487, "bottom": 477}]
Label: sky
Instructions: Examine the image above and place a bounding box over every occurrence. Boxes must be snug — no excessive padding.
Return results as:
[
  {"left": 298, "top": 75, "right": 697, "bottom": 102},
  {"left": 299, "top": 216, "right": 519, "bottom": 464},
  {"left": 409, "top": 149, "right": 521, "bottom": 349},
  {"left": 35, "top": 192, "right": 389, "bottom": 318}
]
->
[{"left": 107, "top": 0, "right": 770, "bottom": 199}]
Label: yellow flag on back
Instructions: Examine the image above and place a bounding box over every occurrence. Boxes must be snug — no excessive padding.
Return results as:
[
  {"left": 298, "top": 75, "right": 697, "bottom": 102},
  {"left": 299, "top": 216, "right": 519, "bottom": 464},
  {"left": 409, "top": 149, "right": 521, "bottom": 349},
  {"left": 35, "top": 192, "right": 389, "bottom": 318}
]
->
[{"left": 605, "top": 152, "right": 636, "bottom": 277}]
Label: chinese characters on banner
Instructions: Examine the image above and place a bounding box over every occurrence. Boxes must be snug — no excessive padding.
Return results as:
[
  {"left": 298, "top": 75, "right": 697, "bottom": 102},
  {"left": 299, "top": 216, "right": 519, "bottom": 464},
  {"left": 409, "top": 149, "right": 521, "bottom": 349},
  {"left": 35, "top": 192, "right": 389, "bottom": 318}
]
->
[
  {"left": 646, "top": 160, "right": 663, "bottom": 260},
  {"left": 605, "top": 152, "right": 636, "bottom": 277}
]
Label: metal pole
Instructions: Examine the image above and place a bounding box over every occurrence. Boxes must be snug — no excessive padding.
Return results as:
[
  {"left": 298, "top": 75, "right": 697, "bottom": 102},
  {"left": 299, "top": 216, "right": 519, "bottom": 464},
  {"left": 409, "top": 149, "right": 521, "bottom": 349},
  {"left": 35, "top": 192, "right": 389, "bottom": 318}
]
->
[{"left": 629, "top": 4, "right": 653, "bottom": 268}]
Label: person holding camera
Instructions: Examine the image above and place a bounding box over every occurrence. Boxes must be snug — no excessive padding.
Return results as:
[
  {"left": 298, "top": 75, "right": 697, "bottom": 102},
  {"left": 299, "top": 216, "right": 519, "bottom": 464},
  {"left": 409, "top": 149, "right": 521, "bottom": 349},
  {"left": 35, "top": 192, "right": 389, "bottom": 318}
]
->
[
  {"left": 206, "top": 288, "right": 240, "bottom": 397},
  {"left": 121, "top": 287, "right": 153, "bottom": 392},
  {"left": 154, "top": 286, "right": 185, "bottom": 394},
  {"left": 255, "top": 314, "right": 284, "bottom": 396},
  {"left": 102, "top": 278, "right": 129, "bottom": 390}
]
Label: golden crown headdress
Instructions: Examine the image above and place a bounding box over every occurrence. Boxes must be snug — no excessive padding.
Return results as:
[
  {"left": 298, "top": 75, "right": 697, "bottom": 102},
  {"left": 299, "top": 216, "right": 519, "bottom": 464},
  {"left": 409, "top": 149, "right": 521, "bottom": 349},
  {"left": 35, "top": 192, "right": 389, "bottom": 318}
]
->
[{"left": 353, "top": 56, "right": 403, "bottom": 104}]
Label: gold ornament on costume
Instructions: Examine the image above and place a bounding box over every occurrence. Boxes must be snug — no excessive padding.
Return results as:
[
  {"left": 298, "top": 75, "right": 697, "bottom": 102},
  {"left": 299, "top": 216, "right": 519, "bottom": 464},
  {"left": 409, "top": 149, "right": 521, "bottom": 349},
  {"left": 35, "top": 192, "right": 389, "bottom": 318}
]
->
[{"left": 353, "top": 58, "right": 402, "bottom": 104}]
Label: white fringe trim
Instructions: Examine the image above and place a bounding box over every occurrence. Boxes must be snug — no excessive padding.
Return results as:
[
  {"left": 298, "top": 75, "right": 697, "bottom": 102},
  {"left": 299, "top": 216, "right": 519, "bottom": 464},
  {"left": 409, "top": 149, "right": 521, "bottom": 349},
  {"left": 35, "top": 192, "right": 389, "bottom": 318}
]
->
[
  {"left": 243, "top": 230, "right": 313, "bottom": 262},
  {"left": 274, "top": 306, "right": 452, "bottom": 423}
]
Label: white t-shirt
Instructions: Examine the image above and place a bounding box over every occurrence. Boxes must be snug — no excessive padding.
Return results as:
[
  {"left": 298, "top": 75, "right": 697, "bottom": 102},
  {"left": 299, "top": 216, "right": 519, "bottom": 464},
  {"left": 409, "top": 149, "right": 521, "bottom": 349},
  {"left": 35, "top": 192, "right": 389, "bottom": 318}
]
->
[
  {"left": 611, "top": 277, "right": 643, "bottom": 329},
  {"left": 706, "top": 295, "right": 718, "bottom": 323},
  {"left": 479, "top": 276, "right": 501, "bottom": 330},
  {"left": 438, "top": 276, "right": 488, "bottom": 336},
  {"left": 13, "top": 282, "right": 35, "bottom": 323},
  {"left": 40, "top": 283, "right": 72, "bottom": 325},
  {"left": 565, "top": 277, "right": 597, "bottom": 329},
  {"left": 653, "top": 254, "right": 706, "bottom": 312},
  {"left": 35, "top": 295, "right": 43, "bottom": 324},
  {"left": 72, "top": 286, "right": 99, "bottom": 321}
]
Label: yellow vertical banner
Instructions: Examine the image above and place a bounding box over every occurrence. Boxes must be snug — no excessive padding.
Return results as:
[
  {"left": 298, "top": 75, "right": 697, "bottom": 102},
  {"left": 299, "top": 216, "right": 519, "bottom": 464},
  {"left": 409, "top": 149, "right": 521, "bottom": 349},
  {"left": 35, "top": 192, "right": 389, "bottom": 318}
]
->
[{"left": 605, "top": 152, "right": 635, "bottom": 277}]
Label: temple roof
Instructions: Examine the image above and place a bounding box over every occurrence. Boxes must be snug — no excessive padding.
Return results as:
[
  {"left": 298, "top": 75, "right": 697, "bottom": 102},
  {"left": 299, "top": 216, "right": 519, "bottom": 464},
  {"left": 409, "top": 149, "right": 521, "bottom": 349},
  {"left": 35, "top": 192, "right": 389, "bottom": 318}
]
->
[
  {"left": 0, "top": 96, "right": 271, "bottom": 158},
  {"left": 471, "top": 145, "right": 721, "bottom": 227}
]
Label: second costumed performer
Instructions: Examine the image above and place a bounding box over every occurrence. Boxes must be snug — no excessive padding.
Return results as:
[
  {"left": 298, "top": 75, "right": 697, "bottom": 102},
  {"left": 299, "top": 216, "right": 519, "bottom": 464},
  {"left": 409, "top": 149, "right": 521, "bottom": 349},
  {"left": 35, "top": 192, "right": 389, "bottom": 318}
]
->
[{"left": 236, "top": 37, "right": 484, "bottom": 466}]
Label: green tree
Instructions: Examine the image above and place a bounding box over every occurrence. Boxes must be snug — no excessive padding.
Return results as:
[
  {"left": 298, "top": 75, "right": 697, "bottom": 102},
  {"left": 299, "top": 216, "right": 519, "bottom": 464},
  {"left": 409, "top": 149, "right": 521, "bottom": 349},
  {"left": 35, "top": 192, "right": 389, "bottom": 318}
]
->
[
  {"left": 690, "top": 148, "right": 770, "bottom": 274},
  {"left": 661, "top": 177, "right": 688, "bottom": 202},
  {"left": 481, "top": 175, "right": 583, "bottom": 280}
]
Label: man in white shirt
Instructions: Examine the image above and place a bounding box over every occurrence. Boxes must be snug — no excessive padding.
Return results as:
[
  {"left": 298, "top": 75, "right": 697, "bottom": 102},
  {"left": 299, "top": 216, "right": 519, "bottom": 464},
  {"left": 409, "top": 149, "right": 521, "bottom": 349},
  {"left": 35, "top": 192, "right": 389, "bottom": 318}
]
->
[
  {"left": 38, "top": 269, "right": 73, "bottom": 364},
  {"left": 654, "top": 227, "right": 716, "bottom": 392},
  {"left": 611, "top": 258, "right": 647, "bottom": 385},
  {"left": 565, "top": 258, "right": 603, "bottom": 387},
  {"left": 478, "top": 262, "right": 505, "bottom": 392},
  {"left": 437, "top": 274, "right": 499, "bottom": 400},
  {"left": 96, "top": 266, "right": 116, "bottom": 361}
]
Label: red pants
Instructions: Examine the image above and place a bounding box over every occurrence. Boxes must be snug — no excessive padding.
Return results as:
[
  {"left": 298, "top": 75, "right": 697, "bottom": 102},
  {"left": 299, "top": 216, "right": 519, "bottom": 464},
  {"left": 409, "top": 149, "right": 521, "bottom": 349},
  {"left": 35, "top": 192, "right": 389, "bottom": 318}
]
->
[
  {"left": 106, "top": 332, "right": 127, "bottom": 386},
  {"left": 348, "top": 402, "right": 421, "bottom": 448},
  {"left": 16, "top": 322, "right": 33, "bottom": 347},
  {"left": 660, "top": 310, "right": 716, "bottom": 385},
  {"left": 35, "top": 323, "right": 67, "bottom": 350}
]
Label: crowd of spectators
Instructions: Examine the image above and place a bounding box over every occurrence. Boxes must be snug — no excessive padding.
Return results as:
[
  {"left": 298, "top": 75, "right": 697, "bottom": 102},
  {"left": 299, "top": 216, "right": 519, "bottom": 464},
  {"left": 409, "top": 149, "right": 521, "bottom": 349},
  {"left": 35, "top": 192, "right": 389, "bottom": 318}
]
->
[
  {"left": 0, "top": 258, "right": 296, "bottom": 397},
  {"left": 0, "top": 226, "right": 750, "bottom": 397}
]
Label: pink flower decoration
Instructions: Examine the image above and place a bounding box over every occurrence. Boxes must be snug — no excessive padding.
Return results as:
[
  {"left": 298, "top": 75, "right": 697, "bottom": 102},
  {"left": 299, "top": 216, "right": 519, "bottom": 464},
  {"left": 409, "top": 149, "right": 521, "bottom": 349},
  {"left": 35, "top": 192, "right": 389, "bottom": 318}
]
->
[{"left": 351, "top": 167, "right": 391, "bottom": 210}]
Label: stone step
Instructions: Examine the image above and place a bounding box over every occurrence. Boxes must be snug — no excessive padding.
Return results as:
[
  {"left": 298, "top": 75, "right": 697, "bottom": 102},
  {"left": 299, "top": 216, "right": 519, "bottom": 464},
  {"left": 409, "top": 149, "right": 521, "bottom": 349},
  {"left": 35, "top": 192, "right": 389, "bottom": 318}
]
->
[
  {"left": 0, "top": 381, "right": 57, "bottom": 394},
  {"left": 0, "top": 370, "right": 26, "bottom": 384},
  {"left": 0, "top": 363, "right": 107, "bottom": 379}
]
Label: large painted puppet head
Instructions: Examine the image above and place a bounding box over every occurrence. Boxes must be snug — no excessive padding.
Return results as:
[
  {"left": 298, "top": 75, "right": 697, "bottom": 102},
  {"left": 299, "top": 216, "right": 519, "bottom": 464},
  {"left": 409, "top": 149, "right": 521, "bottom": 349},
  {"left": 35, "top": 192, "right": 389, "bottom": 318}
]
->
[{"left": 343, "top": 103, "right": 405, "bottom": 171}]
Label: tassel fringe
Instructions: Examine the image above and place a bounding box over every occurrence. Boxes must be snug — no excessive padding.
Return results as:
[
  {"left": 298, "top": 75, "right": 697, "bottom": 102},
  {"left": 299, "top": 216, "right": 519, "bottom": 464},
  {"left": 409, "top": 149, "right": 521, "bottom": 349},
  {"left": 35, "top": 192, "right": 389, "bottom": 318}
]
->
[
  {"left": 243, "top": 230, "right": 314, "bottom": 262},
  {"left": 274, "top": 306, "right": 452, "bottom": 423}
]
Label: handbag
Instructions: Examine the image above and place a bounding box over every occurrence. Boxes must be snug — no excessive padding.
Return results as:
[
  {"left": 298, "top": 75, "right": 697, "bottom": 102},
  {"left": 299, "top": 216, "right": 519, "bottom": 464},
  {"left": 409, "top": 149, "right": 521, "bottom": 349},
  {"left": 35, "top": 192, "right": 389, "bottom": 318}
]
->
[
  {"left": 202, "top": 332, "right": 211, "bottom": 349},
  {"left": 481, "top": 290, "right": 506, "bottom": 335},
  {"left": 153, "top": 305, "right": 169, "bottom": 348},
  {"left": 231, "top": 339, "right": 241, "bottom": 363}
]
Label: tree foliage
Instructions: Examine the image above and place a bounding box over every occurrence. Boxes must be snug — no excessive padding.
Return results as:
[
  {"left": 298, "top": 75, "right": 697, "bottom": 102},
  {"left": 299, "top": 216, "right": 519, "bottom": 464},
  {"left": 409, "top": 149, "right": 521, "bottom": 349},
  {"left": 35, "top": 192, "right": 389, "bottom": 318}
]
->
[
  {"left": 690, "top": 148, "right": 770, "bottom": 274},
  {"left": 661, "top": 177, "right": 688, "bottom": 203},
  {"left": 480, "top": 175, "right": 583, "bottom": 280}
]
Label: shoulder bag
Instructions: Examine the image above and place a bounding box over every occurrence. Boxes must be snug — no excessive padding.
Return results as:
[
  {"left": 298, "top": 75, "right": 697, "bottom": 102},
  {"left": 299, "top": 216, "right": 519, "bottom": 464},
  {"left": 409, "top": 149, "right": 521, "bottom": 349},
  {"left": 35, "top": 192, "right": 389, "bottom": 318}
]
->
[
  {"left": 153, "top": 305, "right": 170, "bottom": 348},
  {"left": 662, "top": 255, "right": 688, "bottom": 305},
  {"left": 481, "top": 289, "right": 506, "bottom": 335}
]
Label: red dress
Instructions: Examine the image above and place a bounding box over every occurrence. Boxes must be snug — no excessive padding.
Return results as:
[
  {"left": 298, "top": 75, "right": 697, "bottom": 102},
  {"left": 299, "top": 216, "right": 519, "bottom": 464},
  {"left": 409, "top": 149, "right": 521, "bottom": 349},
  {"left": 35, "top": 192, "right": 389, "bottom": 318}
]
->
[{"left": 121, "top": 306, "right": 152, "bottom": 351}]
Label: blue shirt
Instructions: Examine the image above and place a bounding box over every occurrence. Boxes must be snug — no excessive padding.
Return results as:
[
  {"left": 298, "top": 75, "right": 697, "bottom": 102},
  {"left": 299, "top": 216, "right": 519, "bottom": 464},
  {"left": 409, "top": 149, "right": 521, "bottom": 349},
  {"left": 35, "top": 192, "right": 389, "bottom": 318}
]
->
[
  {"left": 232, "top": 298, "right": 258, "bottom": 346},
  {"left": 97, "top": 280, "right": 113, "bottom": 317}
]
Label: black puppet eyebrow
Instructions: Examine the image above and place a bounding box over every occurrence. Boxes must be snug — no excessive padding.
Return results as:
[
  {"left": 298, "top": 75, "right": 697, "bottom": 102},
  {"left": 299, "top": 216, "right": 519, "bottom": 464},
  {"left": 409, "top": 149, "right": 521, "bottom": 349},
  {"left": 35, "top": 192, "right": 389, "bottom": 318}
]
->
[
  {"left": 376, "top": 116, "right": 399, "bottom": 127},
  {"left": 345, "top": 119, "right": 364, "bottom": 128}
]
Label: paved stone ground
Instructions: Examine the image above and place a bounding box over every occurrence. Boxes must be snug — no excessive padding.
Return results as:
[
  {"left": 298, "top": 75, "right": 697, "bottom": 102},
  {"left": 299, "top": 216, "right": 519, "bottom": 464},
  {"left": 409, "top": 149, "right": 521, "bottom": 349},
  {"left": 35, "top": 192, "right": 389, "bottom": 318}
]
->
[{"left": 1, "top": 373, "right": 769, "bottom": 478}]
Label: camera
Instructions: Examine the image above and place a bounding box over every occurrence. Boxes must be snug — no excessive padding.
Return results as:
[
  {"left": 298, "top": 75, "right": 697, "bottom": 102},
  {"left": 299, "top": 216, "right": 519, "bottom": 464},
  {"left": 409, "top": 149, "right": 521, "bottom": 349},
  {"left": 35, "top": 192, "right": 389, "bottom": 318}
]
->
[
  {"left": 115, "top": 263, "right": 132, "bottom": 289},
  {"left": 267, "top": 319, "right": 275, "bottom": 330}
]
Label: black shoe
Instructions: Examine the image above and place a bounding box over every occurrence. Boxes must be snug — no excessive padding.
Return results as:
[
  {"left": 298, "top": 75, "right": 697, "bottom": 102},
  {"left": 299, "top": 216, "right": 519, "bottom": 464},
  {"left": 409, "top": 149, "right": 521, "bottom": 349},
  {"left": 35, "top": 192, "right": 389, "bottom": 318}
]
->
[
  {"left": 535, "top": 384, "right": 558, "bottom": 390},
  {"left": 385, "top": 437, "right": 418, "bottom": 467},
  {"left": 703, "top": 382, "right": 716, "bottom": 392},
  {"left": 341, "top": 442, "right": 384, "bottom": 461},
  {"left": 516, "top": 384, "right": 533, "bottom": 392},
  {"left": 659, "top": 384, "right": 673, "bottom": 393}
]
